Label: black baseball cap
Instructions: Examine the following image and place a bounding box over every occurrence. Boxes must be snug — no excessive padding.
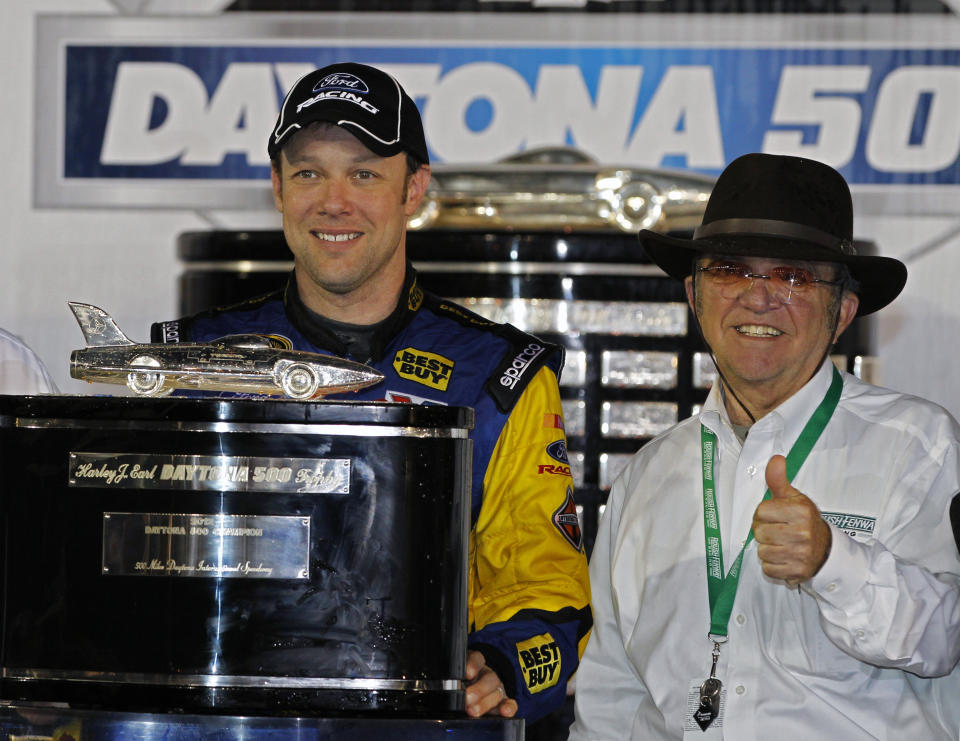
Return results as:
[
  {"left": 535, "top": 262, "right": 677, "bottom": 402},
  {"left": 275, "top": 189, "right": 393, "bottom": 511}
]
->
[{"left": 268, "top": 62, "right": 429, "bottom": 164}]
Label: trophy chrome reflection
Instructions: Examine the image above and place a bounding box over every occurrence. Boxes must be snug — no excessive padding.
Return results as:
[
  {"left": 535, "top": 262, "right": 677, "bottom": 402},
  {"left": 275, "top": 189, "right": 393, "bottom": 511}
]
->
[
  {"left": 68, "top": 302, "right": 384, "bottom": 399},
  {"left": 407, "top": 147, "right": 714, "bottom": 233}
]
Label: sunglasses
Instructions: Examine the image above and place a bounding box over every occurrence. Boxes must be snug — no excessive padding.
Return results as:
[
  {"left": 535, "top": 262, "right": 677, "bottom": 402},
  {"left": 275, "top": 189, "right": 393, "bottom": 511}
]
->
[{"left": 696, "top": 260, "right": 842, "bottom": 305}]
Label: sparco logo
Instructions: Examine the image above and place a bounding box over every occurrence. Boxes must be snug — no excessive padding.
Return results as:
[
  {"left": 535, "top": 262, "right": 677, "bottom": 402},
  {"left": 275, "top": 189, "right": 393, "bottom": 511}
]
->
[
  {"left": 161, "top": 321, "right": 180, "bottom": 344},
  {"left": 500, "top": 343, "right": 545, "bottom": 389},
  {"left": 315, "top": 73, "right": 369, "bottom": 94}
]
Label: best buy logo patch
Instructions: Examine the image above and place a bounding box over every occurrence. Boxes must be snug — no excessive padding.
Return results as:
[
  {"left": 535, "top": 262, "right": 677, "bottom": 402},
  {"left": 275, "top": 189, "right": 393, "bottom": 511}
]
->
[
  {"left": 393, "top": 347, "right": 454, "bottom": 391},
  {"left": 516, "top": 633, "right": 561, "bottom": 694}
]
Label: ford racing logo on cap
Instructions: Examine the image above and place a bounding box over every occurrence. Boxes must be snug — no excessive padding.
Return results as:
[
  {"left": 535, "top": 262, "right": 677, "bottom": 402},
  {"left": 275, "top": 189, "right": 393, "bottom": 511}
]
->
[{"left": 314, "top": 72, "right": 370, "bottom": 94}]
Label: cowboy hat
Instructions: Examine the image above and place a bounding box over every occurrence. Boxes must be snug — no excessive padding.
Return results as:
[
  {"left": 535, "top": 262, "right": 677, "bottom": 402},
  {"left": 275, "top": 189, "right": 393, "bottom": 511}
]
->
[{"left": 638, "top": 153, "right": 906, "bottom": 315}]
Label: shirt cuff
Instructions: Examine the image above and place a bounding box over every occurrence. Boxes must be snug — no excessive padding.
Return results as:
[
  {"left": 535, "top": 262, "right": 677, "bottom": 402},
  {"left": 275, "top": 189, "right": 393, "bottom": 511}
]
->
[{"left": 806, "top": 523, "right": 871, "bottom": 607}]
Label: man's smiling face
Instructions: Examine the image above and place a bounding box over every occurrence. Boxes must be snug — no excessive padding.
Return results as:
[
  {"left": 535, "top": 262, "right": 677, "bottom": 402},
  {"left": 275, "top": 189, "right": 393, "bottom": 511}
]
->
[
  {"left": 271, "top": 123, "right": 429, "bottom": 308},
  {"left": 686, "top": 253, "right": 858, "bottom": 411}
]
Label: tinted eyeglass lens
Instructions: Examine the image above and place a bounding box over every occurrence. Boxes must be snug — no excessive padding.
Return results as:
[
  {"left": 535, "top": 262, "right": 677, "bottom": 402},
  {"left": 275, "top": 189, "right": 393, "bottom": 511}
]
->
[
  {"left": 700, "top": 263, "right": 822, "bottom": 303},
  {"left": 769, "top": 266, "right": 817, "bottom": 288}
]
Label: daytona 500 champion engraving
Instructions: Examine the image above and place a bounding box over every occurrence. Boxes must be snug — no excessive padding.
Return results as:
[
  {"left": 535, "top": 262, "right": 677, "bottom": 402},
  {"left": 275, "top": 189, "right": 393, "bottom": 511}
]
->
[{"left": 68, "top": 302, "right": 383, "bottom": 399}]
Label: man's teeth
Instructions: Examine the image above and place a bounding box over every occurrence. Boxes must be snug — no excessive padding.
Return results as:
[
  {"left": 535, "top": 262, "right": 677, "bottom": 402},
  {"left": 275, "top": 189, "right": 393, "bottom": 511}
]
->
[
  {"left": 736, "top": 324, "right": 783, "bottom": 337},
  {"left": 314, "top": 231, "right": 361, "bottom": 242}
]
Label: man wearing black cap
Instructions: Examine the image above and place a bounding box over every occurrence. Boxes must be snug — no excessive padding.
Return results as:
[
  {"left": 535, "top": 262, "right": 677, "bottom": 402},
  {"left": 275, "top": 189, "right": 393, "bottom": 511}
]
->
[
  {"left": 151, "top": 63, "right": 591, "bottom": 723},
  {"left": 569, "top": 153, "right": 960, "bottom": 739}
]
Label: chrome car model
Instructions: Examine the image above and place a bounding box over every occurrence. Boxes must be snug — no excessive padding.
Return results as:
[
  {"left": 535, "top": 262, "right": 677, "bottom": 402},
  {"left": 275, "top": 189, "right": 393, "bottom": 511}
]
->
[
  {"left": 68, "top": 302, "right": 384, "bottom": 399},
  {"left": 408, "top": 147, "right": 713, "bottom": 233}
]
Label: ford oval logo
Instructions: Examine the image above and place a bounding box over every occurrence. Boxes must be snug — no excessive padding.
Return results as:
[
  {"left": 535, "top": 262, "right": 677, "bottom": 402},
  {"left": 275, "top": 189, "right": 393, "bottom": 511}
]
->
[
  {"left": 546, "top": 440, "right": 569, "bottom": 464},
  {"left": 315, "top": 73, "right": 369, "bottom": 94}
]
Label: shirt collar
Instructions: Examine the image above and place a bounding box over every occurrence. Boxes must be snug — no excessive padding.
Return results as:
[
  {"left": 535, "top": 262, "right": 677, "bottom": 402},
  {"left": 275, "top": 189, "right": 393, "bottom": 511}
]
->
[
  {"left": 699, "top": 361, "right": 838, "bottom": 447},
  {"left": 283, "top": 264, "right": 424, "bottom": 361}
]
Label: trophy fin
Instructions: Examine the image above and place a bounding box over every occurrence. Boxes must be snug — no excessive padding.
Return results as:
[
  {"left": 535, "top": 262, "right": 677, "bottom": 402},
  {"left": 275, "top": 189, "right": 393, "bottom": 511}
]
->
[{"left": 68, "top": 302, "right": 136, "bottom": 347}]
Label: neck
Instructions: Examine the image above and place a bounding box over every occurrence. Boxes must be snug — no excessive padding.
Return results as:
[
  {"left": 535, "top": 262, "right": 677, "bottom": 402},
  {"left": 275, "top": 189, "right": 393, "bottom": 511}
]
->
[
  {"left": 720, "top": 363, "right": 828, "bottom": 426},
  {"left": 295, "top": 270, "right": 404, "bottom": 326},
  {"left": 721, "top": 375, "right": 806, "bottom": 425}
]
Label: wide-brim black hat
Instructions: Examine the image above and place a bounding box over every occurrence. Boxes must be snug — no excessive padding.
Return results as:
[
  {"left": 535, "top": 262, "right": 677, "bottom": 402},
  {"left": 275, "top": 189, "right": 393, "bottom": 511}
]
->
[
  {"left": 269, "top": 62, "right": 429, "bottom": 164},
  {"left": 639, "top": 153, "right": 906, "bottom": 316}
]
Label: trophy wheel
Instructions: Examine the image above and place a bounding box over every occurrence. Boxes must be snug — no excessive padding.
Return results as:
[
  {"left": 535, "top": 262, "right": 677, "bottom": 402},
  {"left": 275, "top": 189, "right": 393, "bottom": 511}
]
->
[
  {"left": 279, "top": 362, "right": 321, "bottom": 399},
  {"left": 126, "top": 354, "right": 167, "bottom": 396}
]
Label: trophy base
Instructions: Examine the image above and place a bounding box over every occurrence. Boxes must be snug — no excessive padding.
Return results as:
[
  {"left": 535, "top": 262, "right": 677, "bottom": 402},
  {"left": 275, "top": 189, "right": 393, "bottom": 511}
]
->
[{"left": 1, "top": 677, "right": 464, "bottom": 717}]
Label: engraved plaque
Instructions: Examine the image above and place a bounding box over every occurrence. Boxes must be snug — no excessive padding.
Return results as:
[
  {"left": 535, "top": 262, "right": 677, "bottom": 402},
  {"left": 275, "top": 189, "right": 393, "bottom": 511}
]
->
[
  {"left": 102, "top": 512, "right": 310, "bottom": 579},
  {"left": 70, "top": 453, "right": 350, "bottom": 493},
  {"left": 0, "top": 397, "right": 472, "bottom": 715}
]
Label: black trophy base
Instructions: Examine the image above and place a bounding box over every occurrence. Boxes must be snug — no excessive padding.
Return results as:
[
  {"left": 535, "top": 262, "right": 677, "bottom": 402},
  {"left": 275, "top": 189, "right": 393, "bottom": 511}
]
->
[
  {"left": 0, "top": 702, "right": 523, "bottom": 741},
  {"left": 0, "top": 679, "right": 464, "bottom": 717}
]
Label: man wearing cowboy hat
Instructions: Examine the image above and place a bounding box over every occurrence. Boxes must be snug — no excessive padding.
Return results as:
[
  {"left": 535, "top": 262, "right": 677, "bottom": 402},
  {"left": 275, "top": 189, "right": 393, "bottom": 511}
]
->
[{"left": 568, "top": 153, "right": 960, "bottom": 739}]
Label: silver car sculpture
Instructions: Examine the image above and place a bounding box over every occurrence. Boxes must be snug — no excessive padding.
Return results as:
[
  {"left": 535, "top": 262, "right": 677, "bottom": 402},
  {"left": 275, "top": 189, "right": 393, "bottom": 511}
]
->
[
  {"left": 68, "top": 302, "right": 384, "bottom": 399},
  {"left": 407, "top": 147, "right": 713, "bottom": 233}
]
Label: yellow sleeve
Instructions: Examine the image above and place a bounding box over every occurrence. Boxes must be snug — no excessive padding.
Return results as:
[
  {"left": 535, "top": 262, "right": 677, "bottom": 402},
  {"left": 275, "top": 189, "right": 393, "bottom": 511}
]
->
[{"left": 469, "top": 364, "right": 592, "bottom": 657}]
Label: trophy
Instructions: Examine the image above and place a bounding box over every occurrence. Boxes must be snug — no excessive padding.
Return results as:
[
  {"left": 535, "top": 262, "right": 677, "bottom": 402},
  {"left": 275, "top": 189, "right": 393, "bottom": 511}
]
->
[{"left": 67, "top": 302, "right": 383, "bottom": 399}]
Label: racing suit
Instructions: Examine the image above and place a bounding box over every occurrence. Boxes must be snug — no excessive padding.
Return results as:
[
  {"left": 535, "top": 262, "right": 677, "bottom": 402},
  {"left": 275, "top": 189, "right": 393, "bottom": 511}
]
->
[{"left": 151, "top": 267, "right": 593, "bottom": 722}]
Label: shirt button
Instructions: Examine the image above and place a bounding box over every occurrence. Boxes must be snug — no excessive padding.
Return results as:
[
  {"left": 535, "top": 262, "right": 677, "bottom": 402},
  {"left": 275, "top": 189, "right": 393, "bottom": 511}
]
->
[
  {"left": 736, "top": 614, "right": 746, "bottom": 625},
  {"left": 825, "top": 583, "right": 837, "bottom": 592},
  {"left": 856, "top": 629, "right": 866, "bottom": 640},
  {"left": 746, "top": 465, "right": 758, "bottom": 477},
  {"left": 735, "top": 685, "right": 746, "bottom": 695}
]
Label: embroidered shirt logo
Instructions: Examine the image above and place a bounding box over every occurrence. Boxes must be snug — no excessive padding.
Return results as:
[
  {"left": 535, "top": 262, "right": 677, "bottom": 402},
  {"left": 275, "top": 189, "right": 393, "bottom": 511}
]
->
[
  {"left": 516, "top": 633, "right": 561, "bottom": 695},
  {"left": 393, "top": 348, "right": 454, "bottom": 391},
  {"left": 821, "top": 511, "right": 876, "bottom": 539},
  {"left": 553, "top": 486, "right": 583, "bottom": 551},
  {"left": 499, "top": 343, "right": 545, "bottom": 389},
  {"left": 546, "top": 439, "right": 569, "bottom": 464}
]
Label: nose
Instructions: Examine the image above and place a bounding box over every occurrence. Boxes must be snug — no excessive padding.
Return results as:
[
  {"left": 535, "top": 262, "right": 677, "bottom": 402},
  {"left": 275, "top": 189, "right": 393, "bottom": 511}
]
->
[
  {"left": 738, "top": 275, "right": 785, "bottom": 310},
  {"left": 316, "top": 178, "right": 351, "bottom": 217}
]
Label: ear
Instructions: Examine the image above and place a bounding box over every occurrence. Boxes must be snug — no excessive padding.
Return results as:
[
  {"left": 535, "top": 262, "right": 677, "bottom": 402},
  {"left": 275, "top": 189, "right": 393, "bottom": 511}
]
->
[
  {"left": 832, "top": 290, "right": 860, "bottom": 343},
  {"left": 270, "top": 164, "right": 284, "bottom": 213},
  {"left": 684, "top": 275, "right": 696, "bottom": 313},
  {"left": 403, "top": 164, "right": 431, "bottom": 216}
]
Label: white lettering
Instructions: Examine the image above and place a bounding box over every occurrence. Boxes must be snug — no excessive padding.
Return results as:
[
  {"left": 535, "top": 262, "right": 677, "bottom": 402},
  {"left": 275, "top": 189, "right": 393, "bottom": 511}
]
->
[
  {"left": 425, "top": 62, "right": 533, "bottom": 162},
  {"left": 527, "top": 65, "right": 643, "bottom": 161},
  {"left": 101, "top": 62, "right": 209, "bottom": 165},
  {"left": 625, "top": 66, "right": 725, "bottom": 167},
  {"left": 762, "top": 65, "right": 871, "bottom": 167},
  {"left": 101, "top": 62, "right": 276, "bottom": 168},
  {"left": 866, "top": 66, "right": 960, "bottom": 172},
  {"left": 180, "top": 63, "right": 277, "bottom": 167}
]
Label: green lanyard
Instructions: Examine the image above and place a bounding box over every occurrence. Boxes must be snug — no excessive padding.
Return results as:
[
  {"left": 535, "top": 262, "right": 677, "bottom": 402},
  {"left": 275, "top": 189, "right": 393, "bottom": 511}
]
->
[{"left": 700, "top": 365, "right": 843, "bottom": 638}]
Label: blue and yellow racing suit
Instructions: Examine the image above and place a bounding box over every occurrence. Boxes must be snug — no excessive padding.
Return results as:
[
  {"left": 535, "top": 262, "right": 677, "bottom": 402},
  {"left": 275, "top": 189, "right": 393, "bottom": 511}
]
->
[{"left": 151, "top": 268, "right": 592, "bottom": 722}]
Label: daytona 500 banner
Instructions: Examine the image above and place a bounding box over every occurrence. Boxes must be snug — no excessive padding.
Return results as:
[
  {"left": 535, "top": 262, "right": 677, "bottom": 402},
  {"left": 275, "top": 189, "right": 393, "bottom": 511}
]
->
[{"left": 36, "top": 14, "right": 960, "bottom": 211}]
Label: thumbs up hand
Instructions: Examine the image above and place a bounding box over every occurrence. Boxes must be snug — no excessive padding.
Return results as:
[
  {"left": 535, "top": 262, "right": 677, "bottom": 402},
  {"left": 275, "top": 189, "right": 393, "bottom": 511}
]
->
[{"left": 752, "top": 455, "right": 832, "bottom": 586}]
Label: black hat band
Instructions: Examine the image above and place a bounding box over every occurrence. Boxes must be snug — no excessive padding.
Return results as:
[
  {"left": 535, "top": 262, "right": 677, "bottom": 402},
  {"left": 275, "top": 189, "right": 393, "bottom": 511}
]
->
[{"left": 694, "top": 218, "right": 856, "bottom": 255}]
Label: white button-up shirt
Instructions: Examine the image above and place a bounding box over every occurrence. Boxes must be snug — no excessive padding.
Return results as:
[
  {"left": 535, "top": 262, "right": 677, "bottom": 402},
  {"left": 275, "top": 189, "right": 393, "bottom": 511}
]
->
[
  {"left": 569, "top": 363, "right": 960, "bottom": 740},
  {"left": 0, "top": 328, "right": 57, "bottom": 394}
]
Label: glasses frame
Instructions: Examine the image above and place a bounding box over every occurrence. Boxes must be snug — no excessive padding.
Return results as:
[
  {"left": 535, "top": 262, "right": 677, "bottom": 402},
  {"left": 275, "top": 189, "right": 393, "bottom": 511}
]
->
[{"left": 695, "top": 261, "right": 843, "bottom": 305}]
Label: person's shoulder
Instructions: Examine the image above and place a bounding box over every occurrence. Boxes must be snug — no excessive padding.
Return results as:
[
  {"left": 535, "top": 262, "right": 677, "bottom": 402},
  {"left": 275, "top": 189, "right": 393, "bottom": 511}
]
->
[
  {"left": 0, "top": 327, "right": 58, "bottom": 394},
  {"left": 0, "top": 327, "right": 47, "bottom": 369},
  {"left": 0, "top": 327, "right": 35, "bottom": 355},
  {"left": 418, "top": 292, "right": 563, "bottom": 412},
  {"left": 839, "top": 372, "right": 960, "bottom": 443},
  {"left": 635, "top": 413, "right": 701, "bottom": 459},
  {"left": 612, "top": 414, "right": 700, "bottom": 483},
  {"left": 151, "top": 289, "right": 285, "bottom": 343},
  {"left": 420, "top": 292, "right": 560, "bottom": 354}
]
